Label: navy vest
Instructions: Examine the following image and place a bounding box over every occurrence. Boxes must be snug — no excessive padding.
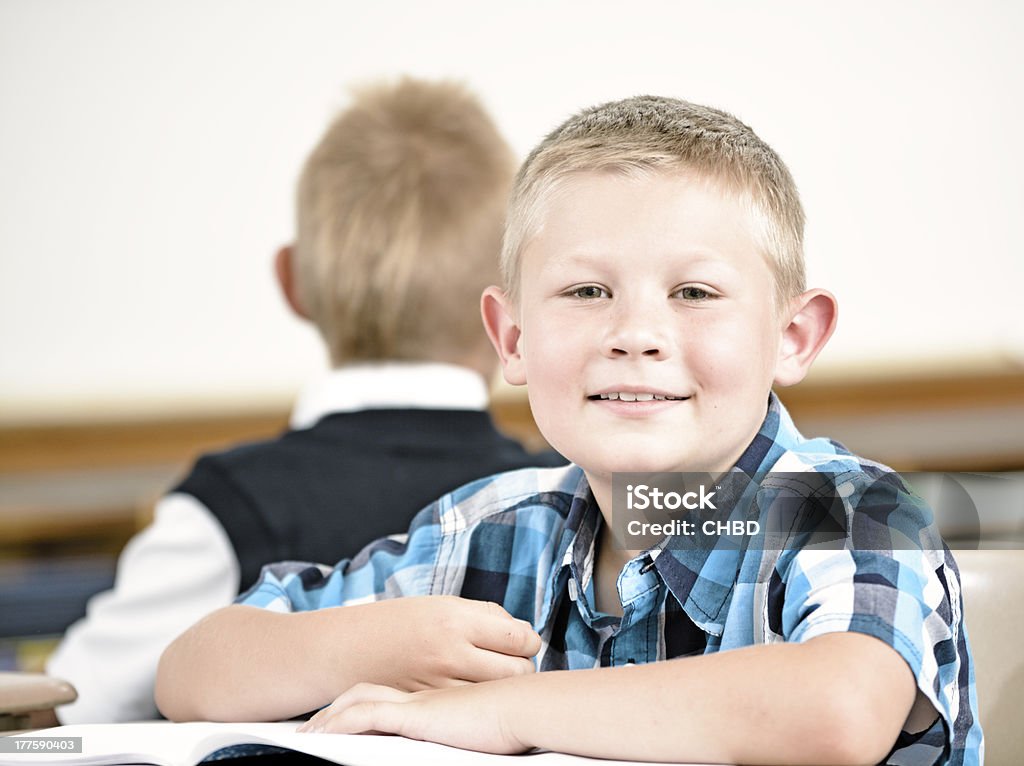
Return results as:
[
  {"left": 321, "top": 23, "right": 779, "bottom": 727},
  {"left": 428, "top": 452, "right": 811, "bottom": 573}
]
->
[{"left": 172, "top": 409, "right": 565, "bottom": 592}]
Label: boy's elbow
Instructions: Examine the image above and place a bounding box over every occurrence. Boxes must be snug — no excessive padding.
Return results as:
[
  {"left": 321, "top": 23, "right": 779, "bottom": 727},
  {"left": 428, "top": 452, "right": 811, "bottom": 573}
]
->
[
  {"left": 154, "top": 605, "right": 279, "bottom": 722},
  {"left": 154, "top": 617, "right": 228, "bottom": 722},
  {"left": 793, "top": 633, "right": 915, "bottom": 765},
  {"left": 154, "top": 661, "right": 182, "bottom": 720},
  {"left": 808, "top": 711, "right": 896, "bottom": 766},
  {"left": 154, "top": 639, "right": 196, "bottom": 721},
  {"left": 803, "top": 678, "right": 911, "bottom": 765}
]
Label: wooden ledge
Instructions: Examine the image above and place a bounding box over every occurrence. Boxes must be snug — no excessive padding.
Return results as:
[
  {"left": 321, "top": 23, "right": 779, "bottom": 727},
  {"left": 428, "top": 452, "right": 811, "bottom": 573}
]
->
[{"left": 1, "top": 369, "right": 1022, "bottom": 475}]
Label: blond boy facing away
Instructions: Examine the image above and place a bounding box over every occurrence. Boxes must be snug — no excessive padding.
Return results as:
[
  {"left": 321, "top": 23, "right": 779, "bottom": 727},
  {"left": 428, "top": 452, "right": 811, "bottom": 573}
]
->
[
  {"left": 156, "top": 97, "right": 982, "bottom": 766},
  {"left": 48, "top": 78, "right": 562, "bottom": 724}
]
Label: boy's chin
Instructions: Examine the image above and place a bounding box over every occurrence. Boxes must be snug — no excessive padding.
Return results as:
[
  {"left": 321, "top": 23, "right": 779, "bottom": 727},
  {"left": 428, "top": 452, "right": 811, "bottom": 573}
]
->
[{"left": 592, "top": 455, "right": 695, "bottom": 476}]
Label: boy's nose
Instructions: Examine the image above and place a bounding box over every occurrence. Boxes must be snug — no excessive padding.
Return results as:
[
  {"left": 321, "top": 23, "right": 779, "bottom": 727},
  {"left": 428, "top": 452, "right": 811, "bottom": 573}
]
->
[
  {"left": 606, "top": 341, "right": 665, "bottom": 359},
  {"left": 601, "top": 308, "right": 670, "bottom": 360}
]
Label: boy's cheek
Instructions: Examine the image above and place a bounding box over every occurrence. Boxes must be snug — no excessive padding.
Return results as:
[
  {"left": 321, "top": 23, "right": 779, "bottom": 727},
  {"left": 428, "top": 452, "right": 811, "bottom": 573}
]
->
[
  {"left": 525, "top": 398, "right": 578, "bottom": 462},
  {"left": 695, "top": 319, "right": 777, "bottom": 377}
]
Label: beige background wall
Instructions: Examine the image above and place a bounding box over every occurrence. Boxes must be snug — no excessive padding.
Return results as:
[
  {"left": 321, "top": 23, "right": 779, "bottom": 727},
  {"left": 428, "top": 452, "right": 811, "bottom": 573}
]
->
[{"left": 1, "top": 1, "right": 1022, "bottom": 423}]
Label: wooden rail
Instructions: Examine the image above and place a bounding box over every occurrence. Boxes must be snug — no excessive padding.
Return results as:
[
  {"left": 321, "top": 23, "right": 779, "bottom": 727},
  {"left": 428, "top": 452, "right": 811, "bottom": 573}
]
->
[{"left": 2, "top": 370, "right": 1022, "bottom": 551}]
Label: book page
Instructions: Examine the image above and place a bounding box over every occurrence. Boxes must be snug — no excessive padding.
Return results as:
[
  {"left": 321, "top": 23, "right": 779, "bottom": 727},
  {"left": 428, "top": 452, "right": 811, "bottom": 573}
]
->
[{"left": 0, "top": 722, "right": 720, "bottom": 766}]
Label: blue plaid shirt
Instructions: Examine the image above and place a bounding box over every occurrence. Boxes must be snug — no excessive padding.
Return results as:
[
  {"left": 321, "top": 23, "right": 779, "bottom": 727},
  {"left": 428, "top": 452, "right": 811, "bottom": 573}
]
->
[{"left": 241, "top": 394, "right": 982, "bottom": 766}]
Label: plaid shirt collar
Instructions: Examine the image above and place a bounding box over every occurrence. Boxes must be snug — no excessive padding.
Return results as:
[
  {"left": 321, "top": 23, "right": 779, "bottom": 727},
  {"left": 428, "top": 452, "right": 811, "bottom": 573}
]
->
[{"left": 550, "top": 392, "right": 802, "bottom": 636}]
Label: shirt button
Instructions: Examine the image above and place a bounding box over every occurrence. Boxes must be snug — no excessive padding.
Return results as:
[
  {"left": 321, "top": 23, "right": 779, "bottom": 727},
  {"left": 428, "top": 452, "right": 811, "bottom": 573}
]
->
[{"left": 567, "top": 577, "right": 578, "bottom": 601}]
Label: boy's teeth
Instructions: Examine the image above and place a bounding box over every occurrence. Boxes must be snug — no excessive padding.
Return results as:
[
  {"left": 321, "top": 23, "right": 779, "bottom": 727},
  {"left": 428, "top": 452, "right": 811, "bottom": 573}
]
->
[{"left": 598, "top": 392, "right": 681, "bottom": 401}]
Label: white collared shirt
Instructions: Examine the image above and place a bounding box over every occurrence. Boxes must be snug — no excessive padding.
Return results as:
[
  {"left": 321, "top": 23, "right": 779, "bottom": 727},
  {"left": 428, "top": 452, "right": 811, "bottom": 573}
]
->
[
  {"left": 46, "top": 364, "right": 489, "bottom": 723},
  {"left": 289, "top": 362, "right": 488, "bottom": 430}
]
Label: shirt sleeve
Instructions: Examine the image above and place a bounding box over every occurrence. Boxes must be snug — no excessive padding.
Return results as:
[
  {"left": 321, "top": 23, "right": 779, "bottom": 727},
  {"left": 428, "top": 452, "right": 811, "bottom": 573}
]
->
[
  {"left": 237, "top": 498, "right": 445, "bottom": 613},
  {"left": 780, "top": 545, "right": 976, "bottom": 762},
  {"left": 45, "top": 493, "right": 239, "bottom": 723}
]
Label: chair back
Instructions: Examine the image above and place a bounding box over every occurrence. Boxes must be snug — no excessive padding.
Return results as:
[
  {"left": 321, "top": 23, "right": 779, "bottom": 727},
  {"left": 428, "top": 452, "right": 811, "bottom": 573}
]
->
[{"left": 955, "top": 549, "right": 1024, "bottom": 765}]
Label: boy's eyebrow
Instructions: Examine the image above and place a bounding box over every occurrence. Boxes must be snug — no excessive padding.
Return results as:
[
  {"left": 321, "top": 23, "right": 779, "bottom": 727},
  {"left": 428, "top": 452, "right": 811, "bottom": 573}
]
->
[
  {"left": 540, "top": 249, "right": 744, "bottom": 277},
  {"left": 529, "top": 249, "right": 614, "bottom": 279},
  {"left": 539, "top": 250, "right": 606, "bottom": 270}
]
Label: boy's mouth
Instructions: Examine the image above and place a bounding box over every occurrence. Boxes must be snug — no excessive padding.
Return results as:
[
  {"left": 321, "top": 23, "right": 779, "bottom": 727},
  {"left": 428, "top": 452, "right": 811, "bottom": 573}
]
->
[{"left": 587, "top": 391, "right": 689, "bottom": 402}]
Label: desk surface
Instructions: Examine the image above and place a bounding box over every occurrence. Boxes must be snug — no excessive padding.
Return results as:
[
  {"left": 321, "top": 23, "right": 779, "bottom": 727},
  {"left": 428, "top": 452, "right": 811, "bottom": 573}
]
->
[{"left": 0, "top": 721, "right": 725, "bottom": 765}]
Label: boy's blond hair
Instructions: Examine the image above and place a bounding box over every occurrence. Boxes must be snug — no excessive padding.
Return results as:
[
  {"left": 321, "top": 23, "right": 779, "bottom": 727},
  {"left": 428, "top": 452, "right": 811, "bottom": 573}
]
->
[
  {"left": 502, "top": 96, "right": 805, "bottom": 309},
  {"left": 295, "top": 77, "right": 516, "bottom": 365}
]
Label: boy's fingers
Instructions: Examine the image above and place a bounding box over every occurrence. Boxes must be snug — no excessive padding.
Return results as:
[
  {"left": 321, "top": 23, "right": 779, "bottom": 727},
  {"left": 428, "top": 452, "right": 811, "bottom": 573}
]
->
[
  {"left": 478, "top": 600, "right": 510, "bottom": 619},
  {"left": 300, "top": 684, "right": 409, "bottom": 733},
  {"left": 462, "top": 601, "right": 540, "bottom": 657},
  {"left": 401, "top": 676, "right": 472, "bottom": 691},
  {"left": 309, "top": 700, "right": 401, "bottom": 735},
  {"left": 341, "top": 682, "right": 409, "bottom": 705},
  {"left": 457, "top": 651, "right": 535, "bottom": 683},
  {"left": 470, "top": 617, "right": 542, "bottom": 658}
]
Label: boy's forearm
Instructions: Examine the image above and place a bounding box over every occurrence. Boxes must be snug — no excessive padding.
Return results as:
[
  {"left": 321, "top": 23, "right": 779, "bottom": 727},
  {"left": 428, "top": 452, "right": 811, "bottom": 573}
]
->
[
  {"left": 155, "top": 605, "right": 356, "bottom": 722},
  {"left": 502, "top": 633, "right": 915, "bottom": 765},
  {"left": 155, "top": 596, "right": 541, "bottom": 723}
]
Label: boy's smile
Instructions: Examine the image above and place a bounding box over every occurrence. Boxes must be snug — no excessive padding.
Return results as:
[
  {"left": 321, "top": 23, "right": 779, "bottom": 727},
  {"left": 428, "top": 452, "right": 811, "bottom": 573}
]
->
[
  {"left": 488, "top": 170, "right": 794, "bottom": 514},
  {"left": 586, "top": 388, "right": 690, "bottom": 417}
]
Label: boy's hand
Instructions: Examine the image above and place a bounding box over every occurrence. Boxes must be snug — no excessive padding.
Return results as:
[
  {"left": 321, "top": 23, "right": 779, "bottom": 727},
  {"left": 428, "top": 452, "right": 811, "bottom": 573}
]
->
[
  {"left": 297, "top": 680, "right": 530, "bottom": 754},
  {"left": 349, "top": 596, "right": 540, "bottom": 691},
  {"left": 155, "top": 597, "right": 539, "bottom": 723}
]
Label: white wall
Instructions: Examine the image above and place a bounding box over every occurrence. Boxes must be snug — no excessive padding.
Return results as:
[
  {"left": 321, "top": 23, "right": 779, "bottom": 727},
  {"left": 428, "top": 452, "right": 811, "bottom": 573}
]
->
[{"left": 2, "top": 0, "right": 1021, "bottom": 422}]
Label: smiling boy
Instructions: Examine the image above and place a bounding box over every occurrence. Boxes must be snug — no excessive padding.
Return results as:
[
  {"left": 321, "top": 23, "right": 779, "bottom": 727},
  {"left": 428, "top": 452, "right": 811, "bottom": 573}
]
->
[{"left": 157, "top": 97, "right": 981, "bottom": 766}]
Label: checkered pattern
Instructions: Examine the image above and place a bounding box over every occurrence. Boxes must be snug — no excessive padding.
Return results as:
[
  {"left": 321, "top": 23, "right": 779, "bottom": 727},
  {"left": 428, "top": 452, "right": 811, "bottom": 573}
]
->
[{"left": 240, "top": 393, "right": 982, "bottom": 766}]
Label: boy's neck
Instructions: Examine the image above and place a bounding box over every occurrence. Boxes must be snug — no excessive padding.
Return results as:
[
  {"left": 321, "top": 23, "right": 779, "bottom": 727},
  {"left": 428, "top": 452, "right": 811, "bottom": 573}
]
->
[
  {"left": 585, "top": 461, "right": 734, "bottom": 618},
  {"left": 593, "top": 525, "right": 641, "bottom": 618},
  {"left": 590, "top": 483, "right": 643, "bottom": 618}
]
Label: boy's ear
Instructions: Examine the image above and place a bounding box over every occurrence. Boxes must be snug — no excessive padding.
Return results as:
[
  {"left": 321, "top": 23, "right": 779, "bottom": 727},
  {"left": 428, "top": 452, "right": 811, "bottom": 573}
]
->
[
  {"left": 773, "top": 289, "right": 838, "bottom": 387},
  {"left": 274, "top": 245, "right": 309, "bottom": 320},
  {"left": 481, "top": 286, "right": 527, "bottom": 386}
]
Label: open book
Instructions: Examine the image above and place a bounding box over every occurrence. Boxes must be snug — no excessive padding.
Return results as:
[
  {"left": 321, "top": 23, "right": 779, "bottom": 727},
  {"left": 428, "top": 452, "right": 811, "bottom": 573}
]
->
[{"left": 0, "top": 722, "right": 715, "bottom": 766}]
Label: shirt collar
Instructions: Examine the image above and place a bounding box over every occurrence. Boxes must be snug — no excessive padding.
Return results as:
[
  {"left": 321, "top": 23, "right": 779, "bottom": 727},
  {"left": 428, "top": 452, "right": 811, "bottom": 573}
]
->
[
  {"left": 289, "top": 362, "right": 490, "bottom": 430},
  {"left": 655, "top": 392, "right": 806, "bottom": 633},
  {"left": 730, "top": 390, "right": 805, "bottom": 478},
  {"left": 551, "top": 392, "right": 806, "bottom": 636}
]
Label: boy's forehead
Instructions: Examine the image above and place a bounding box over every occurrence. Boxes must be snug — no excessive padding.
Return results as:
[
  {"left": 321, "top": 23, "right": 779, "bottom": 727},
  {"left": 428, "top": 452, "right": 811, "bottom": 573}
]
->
[
  {"left": 523, "top": 170, "right": 763, "bottom": 267},
  {"left": 507, "top": 169, "right": 784, "bottom": 316}
]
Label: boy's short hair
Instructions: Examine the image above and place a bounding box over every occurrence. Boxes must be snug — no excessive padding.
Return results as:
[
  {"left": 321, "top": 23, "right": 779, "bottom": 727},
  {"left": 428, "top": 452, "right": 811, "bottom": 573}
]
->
[
  {"left": 502, "top": 96, "right": 805, "bottom": 309},
  {"left": 295, "top": 77, "right": 516, "bottom": 365}
]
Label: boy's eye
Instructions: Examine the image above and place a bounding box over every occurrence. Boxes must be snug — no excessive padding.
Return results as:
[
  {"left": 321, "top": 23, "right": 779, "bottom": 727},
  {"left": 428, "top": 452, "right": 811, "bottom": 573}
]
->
[
  {"left": 675, "top": 285, "right": 715, "bottom": 301},
  {"left": 567, "top": 285, "right": 610, "bottom": 299}
]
